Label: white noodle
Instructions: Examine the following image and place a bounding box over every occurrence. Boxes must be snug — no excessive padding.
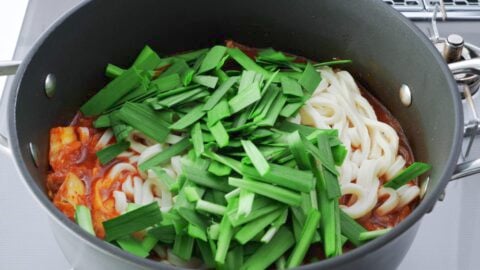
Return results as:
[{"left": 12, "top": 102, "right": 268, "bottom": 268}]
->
[
  {"left": 300, "top": 67, "right": 417, "bottom": 219},
  {"left": 133, "top": 176, "right": 143, "bottom": 204},
  {"left": 95, "top": 129, "right": 113, "bottom": 149},
  {"left": 375, "top": 187, "right": 399, "bottom": 216},
  {"left": 113, "top": 191, "right": 127, "bottom": 213}
]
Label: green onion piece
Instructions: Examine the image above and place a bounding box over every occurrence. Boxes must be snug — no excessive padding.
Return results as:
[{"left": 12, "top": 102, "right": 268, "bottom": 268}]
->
[
  {"left": 261, "top": 208, "right": 288, "bottom": 243},
  {"left": 184, "top": 186, "right": 201, "bottom": 202},
  {"left": 241, "top": 227, "right": 295, "bottom": 270},
  {"left": 196, "top": 199, "right": 227, "bottom": 216},
  {"left": 93, "top": 114, "right": 111, "bottom": 128},
  {"left": 235, "top": 208, "right": 284, "bottom": 244},
  {"left": 139, "top": 137, "right": 191, "bottom": 171},
  {"left": 332, "top": 144, "right": 348, "bottom": 166},
  {"left": 193, "top": 75, "right": 218, "bottom": 88},
  {"left": 148, "top": 224, "right": 176, "bottom": 244},
  {"left": 208, "top": 160, "right": 232, "bottom": 176},
  {"left": 214, "top": 68, "right": 229, "bottom": 83},
  {"left": 208, "top": 121, "right": 229, "bottom": 148},
  {"left": 116, "top": 236, "right": 150, "bottom": 258},
  {"left": 287, "top": 209, "right": 321, "bottom": 268},
  {"left": 227, "top": 47, "right": 279, "bottom": 82},
  {"left": 215, "top": 215, "right": 234, "bottom": 264},
  {"left": 254, "top": 163, "right": 315, "bottom": 193},
  {"left": 150, "top": 167, "right": 179, "bottom": 192},
  {"left": 310, "top": 157, "right": 340, "bottom": 258},
  {"left": 333, "top": 212, "right": 366, "bottom": 248},
  {"left": 141, "top": 235, "right": 158, "bottom": 255},
  {"left": 237, "top": 189, "right": 255, "bottom": 217},
  {"left": 281, "top": 76, "right": 303, "bottom": 97},
  {"left": 287, "top": 131, "right": 310, "bottom": 170},
  {"left": 172, "top": 234, "right": 195, "bottom": 261},
  {"left": 256, "top": 94, "right": 287, "bottom": 126},
  {"left": 164, "top": 48, "right": 208, "bottom": 63},
  {"left": 203, "top": 76, "right": 238, "bottom": 111},
  {"left": 225, "top": 246, "right": 244, "bottom": 270},
  {"left": 229, "top": 202, "right": 282, "bottom": 228},
  {"left": 238, "top": 70, "right": 261, "bottom": 91},
  {"left": 313, "top": 59, "right": 352, "bottom": 67},
  {"left": 149, "top": 73, "right": 182, "bottom": 92},
  {"left": 170, "top": 104, "right": 206, "bottom": 130},
  {"left": 96, "top": 141, "right": 130, "bottom": 165},
  {"left": 132, "top": 45, "right": 161, "bottom": 70},
  {"left": 103, "top": 202, "right": 162, "bottom": 242},
  {"left": 228, "top": 177, "right": 302, "bottom": 206},
  {"left": 182, "top": 159, "right": 232, "bottom": 192},
  {"left": 280, "top": 101, "right": 304, "bottom": 118},
  {"left": 249, "top": 84, "right": 279, "bottom": 120},
  {"left": 208, "top": 223, "right": 221, "bottom": 240},
  {"left": 187, "top": 224, "right": 208, "bottom": 241},
  {"left": 305, "top": 135, "right": 338, "bottom": 176},
  {"left": 384, "top": 162, "right": 432, "bottom": 189},
  {"left": 197, "top": 239, "right": 216, "bottom": 268},
  {"left": 257, "top": 48, "right": 295, "bottom": 62},
  {"left": 359, "top": 228, "right": 392, "bottom": 241},
  {"left": 105, "top": 64, "right": 125, "bottom": 78},
  {"left": 155, "top": 87, "right": 205, "bottom": 108},
  {"left": 198, "top": 45, "right": 227, "bottom": 74},
  {"left": 115, "top": 102, "right": 169, "bottom": 143},
  {"left": 81, "top": 68, "right": 144, "bottom": 116},
  {"left": 74, "top": 205, "right": 95, "bottom": 235},
  {"left": 162, "top": 210, "right": 188, "bottom": 234},
  {"left": 207, "top": 99, "right": 231, "bottom": 127},
  {"left": 191, "top": 123, "right": 204, "bottom": 157},
  {"left": 228, "top": 82, "right": 262, "bottom": 114},
  {"left": 298, "top": 62, "right": 322, "bottom": 94},
  {"left": 115, "top": 84, "right": 148, "bottom": 106},
  {"left": 241, "top": 140, "right": 270, "bottom": 176}
]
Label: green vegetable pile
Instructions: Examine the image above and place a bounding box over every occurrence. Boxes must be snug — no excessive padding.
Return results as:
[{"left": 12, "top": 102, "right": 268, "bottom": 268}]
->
[{"left": 74, "top": 43, "right": 431, "bottom": 269}]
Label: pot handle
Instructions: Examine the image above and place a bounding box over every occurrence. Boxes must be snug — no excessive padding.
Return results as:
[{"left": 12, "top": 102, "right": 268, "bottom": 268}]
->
[
  {"left": 452, "top": 159, "right": 480, "bottom": 181},
  {"left": 0, "top": 60, "right": 21, "bottom": 154}
]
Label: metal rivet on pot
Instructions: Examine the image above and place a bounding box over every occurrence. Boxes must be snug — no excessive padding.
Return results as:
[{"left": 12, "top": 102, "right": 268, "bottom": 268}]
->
[
  {"left": 29, "top": 142, "right": 39, "bottom": 167},
  {"left": 45, "top": 74, "right": 56, "bottom": 98},
  {"left": 399, "top": 84, "right": 412, "bottom": 107}
]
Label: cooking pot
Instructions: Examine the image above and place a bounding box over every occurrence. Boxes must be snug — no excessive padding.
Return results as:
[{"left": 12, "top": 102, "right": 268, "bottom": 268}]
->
[{"left": 0, "top": 0, "right": 479, "bottom": 269}]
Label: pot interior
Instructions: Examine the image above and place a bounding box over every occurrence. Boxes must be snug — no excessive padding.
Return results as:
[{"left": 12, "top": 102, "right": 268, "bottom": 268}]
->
[{"left": 9, "top": 0, "right": 461, "bottom": 267}]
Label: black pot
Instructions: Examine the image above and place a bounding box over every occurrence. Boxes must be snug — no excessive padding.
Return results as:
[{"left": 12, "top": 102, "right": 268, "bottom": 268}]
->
[{"left": 0, "top": 0, "right": 476, "bottom": 269}]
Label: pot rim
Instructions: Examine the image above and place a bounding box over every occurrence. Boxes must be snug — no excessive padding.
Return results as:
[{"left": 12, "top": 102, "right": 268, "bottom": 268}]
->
[{"left": 6, "top": 0, "right": 463, "bottom": 269}]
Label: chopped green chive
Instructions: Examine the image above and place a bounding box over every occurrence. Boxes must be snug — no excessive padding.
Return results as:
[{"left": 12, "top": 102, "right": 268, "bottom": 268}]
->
[
  {"left": 196, "top": 199, "right": 227, "bottom": 216},
  {"left": 74, "top": 205, "right": 95, "bottom": 235},
  {"left": 81, "top": 68, "right": 145, "bottom": 116},
  {"left": 96, "top": 141, "right": 130, "bottom": 165},
  {"left": 103, "top": 202, "right": 162, "bottom": 242},
  {"left": 241, "top": 227, "right": 295, "bottom": 270},
  {"left": 170, "top": 104, "right": 206, "bottom": 130},
  {"left": 287, "top": 209, "right": 321, "bottom": 268},
  {"left": 229, "top": 177, "right": 302, "bottom": 206},
  {"left": 298, "top": 62, "right": 322, "bottom": 94},
  {"left": 241, "top": 140, "right": 270, "bottom": 176},
  {"left": 384, "top": 162, "right": 432, "bottom": 189},
  {"left": 198, "top": 45, "right": 227, "bottom": 74},
  {"left": 359, "top": 228, "right": 392, "bottom": 241},
  {"left": 115, "top": 102, "right": 169, "bottom": 143}
]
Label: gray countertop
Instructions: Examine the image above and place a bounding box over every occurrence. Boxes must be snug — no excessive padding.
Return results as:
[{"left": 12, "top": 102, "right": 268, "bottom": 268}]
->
[{"left": 1, "top": 1, "right": 479, "bottom": 269}]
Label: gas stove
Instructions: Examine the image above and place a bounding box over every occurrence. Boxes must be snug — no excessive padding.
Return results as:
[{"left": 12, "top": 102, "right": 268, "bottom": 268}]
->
[{"left": 1, "top": 1, "right": 480, "bottom": 270}]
